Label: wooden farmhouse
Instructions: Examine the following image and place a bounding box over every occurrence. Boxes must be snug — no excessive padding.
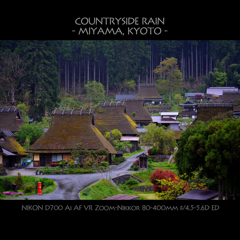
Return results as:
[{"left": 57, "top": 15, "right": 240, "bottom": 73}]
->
[
  {"left": 28, "top": 109, "right": 117, "bottom": 167},
  {"left": 134, "top": 84, "right": 164, "bottom": 105},
  {"left": 121, "top": 98, "right": 153, "bottom": 127},
  {"left": 0, "top": 106, "right": 25, "bottom": 133},
  {"left": 179, "top": 100, "right": 198, "bottom": 119},
  {"left": 0, "top": 129, "right": 27, "bottom": 169},
  {"left": 94, "top": 102, "right": 139, "bottom": 152}
]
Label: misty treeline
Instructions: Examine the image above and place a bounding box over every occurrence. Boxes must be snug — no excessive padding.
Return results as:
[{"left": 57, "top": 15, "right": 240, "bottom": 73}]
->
[{"left": 1, "top": 40, "right": 240, "bottom": 120}]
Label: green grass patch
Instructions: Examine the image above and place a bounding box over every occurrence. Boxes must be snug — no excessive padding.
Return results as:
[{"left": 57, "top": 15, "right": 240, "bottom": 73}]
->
[
  {"left": 123, "top": 148, "right": 144, "bottom": 157},
  {"left": 79, "top": 179, "right": 122, "bottom": 200},
  {"left": 0, "top": 175, "right": 57, "bottom": 198}
]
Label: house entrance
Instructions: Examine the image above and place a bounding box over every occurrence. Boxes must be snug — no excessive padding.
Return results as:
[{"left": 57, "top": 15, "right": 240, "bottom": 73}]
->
[{"left": 40, "top": 154, "right": 51, "bottom": 166}]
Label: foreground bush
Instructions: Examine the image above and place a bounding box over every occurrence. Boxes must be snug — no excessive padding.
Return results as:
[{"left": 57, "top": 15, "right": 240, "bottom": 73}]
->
[{"left": 150, "top": 169, "right": 178, "bottom": 192}]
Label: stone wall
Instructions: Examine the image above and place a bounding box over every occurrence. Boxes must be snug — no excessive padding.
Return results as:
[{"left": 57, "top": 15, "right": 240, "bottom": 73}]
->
[{"left": 112, "top": 174, "right": 143, "bottom": 185}]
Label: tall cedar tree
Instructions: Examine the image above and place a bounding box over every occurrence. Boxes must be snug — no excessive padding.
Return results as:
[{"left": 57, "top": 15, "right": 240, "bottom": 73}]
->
[{"left": 22, "top": 40, "right": 60, "bottom": 121}]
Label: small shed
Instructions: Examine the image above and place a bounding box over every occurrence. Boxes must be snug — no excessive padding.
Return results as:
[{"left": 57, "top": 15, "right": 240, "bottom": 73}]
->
[
  {"left": 115, "top": 151, "right": 123, "bottom": 158},
  {"left": 137, "top": 152, "right": 149, "bottom": 169},
  {"left": 176, "top": 189, "right": 219, "bottom": 200}
]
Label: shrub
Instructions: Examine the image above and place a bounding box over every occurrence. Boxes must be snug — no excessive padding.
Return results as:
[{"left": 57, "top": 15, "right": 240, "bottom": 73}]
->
[
  {"left": 125, "top": 177, "right": 139, "bottom": 186},
  {"left": 133, "top": 165, "right": 139, "bottom": 171},
  {"left": 2, "top": 178, "right": 12, "bottom": 191},
  {"left": 150, "top": 169, "right": 178, "bottom": 193},
  {"left": 132, "top": 159, "right": 139, "bottom": 166},
  {"left": 35, "top": 178, "right": 54, "bottom": 189},
  {"left": 23, "top": 184, "right": 35, "bottom": 193},
  {"left": 101, "top": 161, "right": 109, "bottom": 168},
  {"left": 82, "top": 188, "right": 91, "bottom": 195},
  {"left": 153, "top": 159, "right": 157, "bottom": 162},
  {"left": 0, "top": 167, "right": 6, "bottom": 171},
  {"left": 149, "top": 147, "right": 156, "bottom": 155},
  {"left": 14, "top": 172, "right": 24, "bottom": 190},
  {"left": 68, "top": 160, "right": 75, "bottom": 168}
]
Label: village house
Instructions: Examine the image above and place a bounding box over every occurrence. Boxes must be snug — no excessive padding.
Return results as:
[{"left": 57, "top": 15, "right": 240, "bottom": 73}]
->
[
  {"left": 222, "top": 90, "right": 240, "bottom": 118},
  {"left": 185, "top": 93, "right": 204, "bottom": 100},
  {"left": 28, "top": 109, "right": 117, "bottom": 166},
  {"left": 191, "top": 103, "right": 233, "bottom": 125},
  {"left": 206, "top": 87, "right": 238, "bottom": 102},
  {"left": 0, "top": 129, "right": 27, "bottom": 169},
  {"left": 94, "top": 102, "right": 139, "bottom": 152},
  {"left": 0, "top": 106, "right": 25, "bottom": 133},
  {"left": 151, "top": 112, "right": 180, "bottom": 130},
  {"left": 134, "top": 84, "right": 164, "bottom": 105},
  {"left": 121, "top": 98, "right": 153, "bottom": 128},
  {"left": 179, "top": 100, "right": 198, "bottom": 119}
]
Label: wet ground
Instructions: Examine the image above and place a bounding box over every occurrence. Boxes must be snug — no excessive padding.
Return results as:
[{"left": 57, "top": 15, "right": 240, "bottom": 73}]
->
[{"left": 3, "top": 148, "right": 149, "bottom": 200}]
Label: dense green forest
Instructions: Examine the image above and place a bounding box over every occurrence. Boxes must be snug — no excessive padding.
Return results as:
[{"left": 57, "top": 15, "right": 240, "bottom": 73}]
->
[{"left": 1, "top": 40, "right": 240, "bottom": 120}]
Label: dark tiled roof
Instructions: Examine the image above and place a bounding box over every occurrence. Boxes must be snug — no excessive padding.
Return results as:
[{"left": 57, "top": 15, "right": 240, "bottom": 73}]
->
[
  {"left": 123, "top": 99, "right": 152, "bottom": 122},
  {"left": 29, "top": 110, "right": 117, "bottom": 154},
  {"left": 134, "top": 85, "right": 163, "bottom": 99},
  {"left": 95, "top": 103, "right": 138, "bottom": 135},
  {"left": 0, "top": 107, "right": 25, "bottom": 132},
  {"left": 115, "top": 95, "right": 136, "bottom": 101}
]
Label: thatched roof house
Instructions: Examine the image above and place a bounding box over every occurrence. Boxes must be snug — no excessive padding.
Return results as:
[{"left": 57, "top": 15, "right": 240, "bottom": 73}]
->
[
  {"left": 134, "top": 84, "right": 163, "bottom": 105},
  {"left": 0, "top": 129, "right": 27, "bottom": 168},
  {"left": 0, "top": 106, "right": 25, "bottom": 132},
  {"left": 122, "top": 99, "right": 152, "bottom": 127},
  {"left": 222, "top": 90, "right": 240, "bottom": 114},
  {"left": 28, "top": 109, "right": 117, "bottom": 166},
  {"left": 94, "top": 102, "right": 138, "bottom": 136},
  {"left": 191, "top": 103, "right": 233, "bottom": 125}
]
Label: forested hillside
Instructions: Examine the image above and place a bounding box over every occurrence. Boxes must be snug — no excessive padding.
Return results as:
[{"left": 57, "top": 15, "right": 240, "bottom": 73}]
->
[{"left": 1, "top": 40, "right": 240, "bottom": 120}]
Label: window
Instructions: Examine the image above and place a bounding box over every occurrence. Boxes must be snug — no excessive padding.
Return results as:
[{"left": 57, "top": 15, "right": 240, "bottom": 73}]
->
[{"left": 52, "top": 154, "right": 62, "bottom": 162}]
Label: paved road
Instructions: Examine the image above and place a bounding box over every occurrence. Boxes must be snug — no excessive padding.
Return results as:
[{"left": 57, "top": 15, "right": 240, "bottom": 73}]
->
[{"left": 4, "top": 148, "right": 149, "bottom": 200}]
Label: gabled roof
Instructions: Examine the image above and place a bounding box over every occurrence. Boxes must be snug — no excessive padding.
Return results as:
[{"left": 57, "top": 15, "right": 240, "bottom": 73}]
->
[
  {"left": 122, "top": 99, "right": 152, "bottom": 122},
  {"left": 0, "top": 129, "right": 27, "bottom": 156},
  {"left": 179, "top": 100, "right": 197, "bottom": 107},
  {"left": 115, "top": 95, "right": 136, "bottom": 101},
  {"left": 206, "top": 87, "right": 238, "bottom": 96},
  {"left": 29, "top": 110, "right": 117, "bottom": 154},
  {"left": 94, "top": 102, "right": 137, "bottom": 135},
  {"left": 0, "top": 106, "right": 25, "bottom": 132},
  {"left": 134, "top": 84, "right": 163, "bottom": 99},
  {"left": 185, "top": 93, "right": 204, "bottom": 97}
]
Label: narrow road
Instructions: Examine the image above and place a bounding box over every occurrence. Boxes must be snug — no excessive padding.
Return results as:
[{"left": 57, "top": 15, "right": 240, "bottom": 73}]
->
[{"left": 4, "top": 148, "right": 149, "bottom": 200}]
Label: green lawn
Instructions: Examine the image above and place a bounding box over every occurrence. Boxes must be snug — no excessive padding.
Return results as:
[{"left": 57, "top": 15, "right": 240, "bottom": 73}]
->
[
  {"left": 123, "top": 148, "right": 144, "bottom": 157},
  {"left": 79, "top": 160, "right": 179, "bottom": 200},
  {"left": 0, "top": 175, "right": 57, "bottom": 199}
]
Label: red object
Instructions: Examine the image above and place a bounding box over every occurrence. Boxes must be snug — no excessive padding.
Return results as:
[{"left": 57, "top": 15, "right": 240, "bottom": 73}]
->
[{"left": 38, "top": 182, "right": 42, "bottom": 194}]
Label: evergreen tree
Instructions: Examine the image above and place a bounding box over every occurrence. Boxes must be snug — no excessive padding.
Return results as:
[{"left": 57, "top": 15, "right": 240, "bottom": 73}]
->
[{"left": 22, "top": 40, "right": 60, "bottom": 121}]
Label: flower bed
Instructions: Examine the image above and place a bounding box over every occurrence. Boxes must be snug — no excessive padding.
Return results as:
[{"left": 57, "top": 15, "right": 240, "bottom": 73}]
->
[{"left": 2, "top": 192, "right": 24, "bottom": 195}]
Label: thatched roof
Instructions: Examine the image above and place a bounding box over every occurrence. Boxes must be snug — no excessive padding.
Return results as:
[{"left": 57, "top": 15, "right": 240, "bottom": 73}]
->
[
  {"left": 122, "top": 99, "right": 152, "bottom": 122},
  {"left": 0, "top": 106, "right": 25, "bottom": 132},
  {"left": 134, "top": 84, "right": 163, "bottom": 99},
  {"left": 222, "top": 91, "right": 240, "bottom": 111},
  {"left": 28, "top": 109, "right": 117, "bottom": 154},
  {"left": 191, "top": 103, "right": 233, "bottom": 125},
  {"left": 0, "top": 129, "right": 27, "bottom": 156},
  {"left": 95, "top": 102, "right": 138, "bottom": 135}
]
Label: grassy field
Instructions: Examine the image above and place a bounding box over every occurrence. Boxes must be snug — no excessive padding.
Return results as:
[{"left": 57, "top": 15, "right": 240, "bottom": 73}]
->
[
  {"left": 0, "top": 175, "right": 57, "bottom": 199},
  {"left": 79, "top": 160, "right": 178, "bottom": 200},
  {"left": 123, "top": 148, "right": 144, "bottom": 157}
]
